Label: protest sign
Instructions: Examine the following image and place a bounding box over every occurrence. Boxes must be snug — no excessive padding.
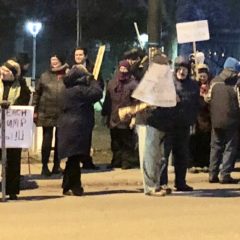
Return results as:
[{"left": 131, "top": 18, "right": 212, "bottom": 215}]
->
[
  {"left": 176, "top": 20, "right": 210, "bottom": 44},
  {"left": 0, "top": 106, "right": 34, "bottom": 148},
  {"left": 131, "top": 63, "right": 177, "bottom": 107},
  {"left": 93, "top": 45, "right": 106, "bottom": 80}
]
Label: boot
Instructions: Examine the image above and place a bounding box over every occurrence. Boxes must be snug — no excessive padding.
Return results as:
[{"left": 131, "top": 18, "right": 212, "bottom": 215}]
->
[
  {"left": 52, "top": 164, "right": 63, "bottom": 174},
  {"left": 41, "top": 165, "right": 51, "bottom": 177}
]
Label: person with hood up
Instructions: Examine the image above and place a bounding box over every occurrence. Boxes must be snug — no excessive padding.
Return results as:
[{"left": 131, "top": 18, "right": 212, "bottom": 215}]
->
[
  {"left": 101, "top": 60, "right": 139, "bottom": 169},
  {"left": 32, "top": 53, "right": 69, "bottom": 176},
  {"left": 207, "top": 57, "right": 240, "bottom": 184},
  {"left": 163, "top": 56, "right": 199, "bottom": 192}
]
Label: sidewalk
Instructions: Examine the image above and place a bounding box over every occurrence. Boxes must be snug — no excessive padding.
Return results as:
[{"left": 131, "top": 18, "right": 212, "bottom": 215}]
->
[{"left": 19, "top": 162, "right": 240, "bottom": 190}]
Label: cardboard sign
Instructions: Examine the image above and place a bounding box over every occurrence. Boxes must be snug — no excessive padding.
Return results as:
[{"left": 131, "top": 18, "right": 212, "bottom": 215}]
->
[
  {"left": 93, "top": 45, "right": 106, "bottom": 80},
  {"left": 132, "top": 63, "right": 177, "bottom": 107},
  {"left": 0, "top": 106, "right": 34, "bottom": 148},
  {"left": 176, "top": 20, "right": 210, "bottom": 44}
]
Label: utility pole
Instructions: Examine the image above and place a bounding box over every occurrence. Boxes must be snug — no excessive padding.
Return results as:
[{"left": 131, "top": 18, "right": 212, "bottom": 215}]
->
[{"left": 148, "top": 0, "right": 161, "bottom": 61}]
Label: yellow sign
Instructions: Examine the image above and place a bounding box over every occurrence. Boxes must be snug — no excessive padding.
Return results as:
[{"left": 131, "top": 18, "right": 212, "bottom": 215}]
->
[{"left": 93, "top": 45, "right": 106, "bottom": 80}]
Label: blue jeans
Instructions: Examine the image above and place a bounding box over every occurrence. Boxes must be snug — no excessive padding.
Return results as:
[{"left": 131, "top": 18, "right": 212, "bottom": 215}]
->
[
  {"left": 137, "top": 125, "right": 166, "bottom": 194},
  {"left": 209, "top": 127, "right": 238, "bottom": 178}
]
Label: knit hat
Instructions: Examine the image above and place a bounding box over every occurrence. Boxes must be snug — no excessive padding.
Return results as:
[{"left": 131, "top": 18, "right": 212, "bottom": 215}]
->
[
  {"left": 197, "top": 63, "right": 209, "bottom": 73},
  {"left": 174, "top": 56, "right": 190, "bottom": 70},
  {"left": 119, "top": 60, "right": 130, "bottom": 70},
  {"left": 223, "top": 57, "right": 240, "bottom": 72},
  {"left": 2, "top": 59, "right": 21, "bottom": 77}
]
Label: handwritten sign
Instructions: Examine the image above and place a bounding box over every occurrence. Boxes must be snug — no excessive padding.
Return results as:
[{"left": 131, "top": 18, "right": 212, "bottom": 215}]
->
[
  {"left": 176, "top": 20, "right": 210, "bottom": 44},
  {"left": 0, "top": 106, "right": 34, "bottom": 148},
  {"left": 132, "top": 63, "right": 177, "bottom": 107}
]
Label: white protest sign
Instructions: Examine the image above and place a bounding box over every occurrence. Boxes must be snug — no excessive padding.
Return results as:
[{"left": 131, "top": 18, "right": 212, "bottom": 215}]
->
[
  {"left": 176, "top": 20, "right": 210, "bottom": 44},
  {"left": 132, "top": 63, "right": 177, "bottom": 107},
  {"left": 0, "top": 106, "right": 34, "bottom": 148}
]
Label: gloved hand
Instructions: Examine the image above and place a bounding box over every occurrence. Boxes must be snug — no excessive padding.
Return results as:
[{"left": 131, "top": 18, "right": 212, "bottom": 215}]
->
[{"left": 0, "top": 100, "right": 11, "bottom": 109}]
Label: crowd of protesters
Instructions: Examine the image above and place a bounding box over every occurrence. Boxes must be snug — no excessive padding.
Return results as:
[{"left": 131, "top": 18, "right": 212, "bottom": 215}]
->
[{"left": 1, "top": 46, "right": 240, "bottom": 200}]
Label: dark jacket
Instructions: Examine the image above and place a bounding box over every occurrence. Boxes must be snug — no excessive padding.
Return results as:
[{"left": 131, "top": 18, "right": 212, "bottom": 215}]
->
[
  {"left": 173, "top": 77, "right": 199, "bottom": 127},
  {"left": 209, "top": 68, "right": 240, "bottom": 129},
  {"left": 58, "top": 72, "right": 103, "bottom": 159},
  {"left": 32, "top": 66, "right": 67, "bottom": 127},
  {"left": 102, "top": 77, "right": 138, "bottom": 128}
]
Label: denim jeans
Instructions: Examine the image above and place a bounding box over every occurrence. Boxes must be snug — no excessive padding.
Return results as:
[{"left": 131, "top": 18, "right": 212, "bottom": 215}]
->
[
  {"left": 209, "top": 127, "right": 238, "bottom": 178},
  {"left": 137, "top": 125, "right": 166, "bottom": 194}
]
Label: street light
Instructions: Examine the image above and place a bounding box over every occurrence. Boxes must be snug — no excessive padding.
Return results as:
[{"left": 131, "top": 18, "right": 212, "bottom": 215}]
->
[{"left": 25, "top": 21, "right": 42, "bottom": 80}]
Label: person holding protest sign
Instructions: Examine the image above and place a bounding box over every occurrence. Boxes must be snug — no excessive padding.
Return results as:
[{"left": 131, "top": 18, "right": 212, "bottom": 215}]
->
[
  {"left": 101, "top": 60, "right": 139, "bottom": 169},
  {"left": 73, "top": 47, "right": 104, "bottom": 170},
  {"left": 163, "top": 56, "right": 199, "bottom": 192},
  {"left": 0, "top": 56, "right": 31, "bottom": 200},
  {"left": 133, "top": 52, "right": 176, "bottom": 196},
  {"left": 58, "top": 64, "right": 102, "bottom": 196},
  {"left": 32, "top": 53, "right": 69, "bottom": 176}
]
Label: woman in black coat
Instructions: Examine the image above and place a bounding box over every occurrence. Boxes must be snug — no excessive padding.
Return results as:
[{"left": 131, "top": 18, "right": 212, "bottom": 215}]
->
[{"left": 58, "top": 65, "right": 102, "bottom": 196}]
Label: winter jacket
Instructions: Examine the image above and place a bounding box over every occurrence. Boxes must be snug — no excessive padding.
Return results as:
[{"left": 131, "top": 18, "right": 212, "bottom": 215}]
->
[
  {"left": 208, "top": 68, "right": 240, "bottom": 129},
  {"left": 58, "top": 72, "right": 103, "bottom": 160},
  {"left": 32, "top": 65, "right": 68, "bottom": 127},
  {"left": 173, "top": 77, "right": 199, "bottom": 127},
  {"left": 102, "top": 77, "right": 138, "bottom": 128}
]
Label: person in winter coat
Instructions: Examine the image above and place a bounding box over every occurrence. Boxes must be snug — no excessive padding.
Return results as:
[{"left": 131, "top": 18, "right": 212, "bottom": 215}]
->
[
  {"left": 32, "top": 53, "right": 69, "bottom": 176},
  {"left": 101, "top": 60, "right": 139, "bottom": 169},
  {"left": 207, "top": 57, "right": 240, "bottom": 184},
  {"left": 189, "top": 64, "right": 212, "bottom": 173},
  {"left": 73, "top": 47, "right": 104, "bottom": 169},
  {"left": 163, "top": 56, "right": 199, "bottom": 192},
  {"left": 58, "top": 64, "right": 102, "bottom": 196},
  {"left": 0, "top": 55, "right": 31, "bottom": 200}
]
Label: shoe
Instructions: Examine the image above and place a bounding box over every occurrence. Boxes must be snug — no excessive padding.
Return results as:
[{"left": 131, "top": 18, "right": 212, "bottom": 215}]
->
[
  {"left": 209, "top": 175, "right": 219, "bottom": 183},
  {"left": 174, "top": 184, "right": 193, "bottom": 192},
  {"left": 201, "top": 167, "right": 209, "bottom": 173},
  {"left": 41, "top": 166, "right": 51, "bottom": 177},
  {"left": 145, "top": 189, "right": 166, "bottom": 197},
  {"left": 160, "top": 185, "right": 172, "bottom": 195},
  {"left": 219, "top": 176, "right": 238, "bottom": 184},
  {"left": 121, "top": 161, "right": 133, "bottom": 170},
  {"left": 63, "top": 187, "right": 84, "bottom": 196},
  {"left": 52, "top": 166, "right": 63, "bottom": 174},
  {"left": 82, "top": 162, "right": 99, "bottom": 170},
  {"left": 9, "top": 194, "right": 18, "bottom": 200}
]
